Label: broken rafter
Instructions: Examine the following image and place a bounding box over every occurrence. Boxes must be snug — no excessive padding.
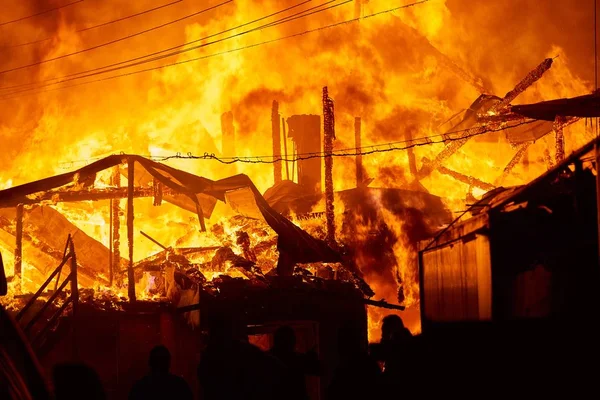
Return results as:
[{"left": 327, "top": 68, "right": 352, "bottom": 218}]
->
[
  {"left": 323, "top": 86, "right": 336, "bottom": 247},
  {"left": 436, "top": 54, "right": 488, "bottom": 94},
  {"left": 495, "top": 142, "right": 532, "bottom": 186},
  {"left": 554, "top": 116, "right": 566, "bottom": 163},
  {"left": 14, "top": 204, "right": 23, "bottom": 278},
  {"left": 418, "top": 124, "right": 490, "bottom": 179},
  {"left": 495, "top": 58, "right": 554, "bottom": 111},
  {"left": 127, "top": 158, "right": 136, "bottom": 303},
  {"left": 437, "top": 166, "right": 495, "bottom": 192},
  {"left": 0, "top": 216, "right": 108, "bottom": 286},
  {"left": 110, "top": 167, "right": 121, "bottom": 287},
  {"left": 0, "top": 186, "right": 177, "bottom": 208},
  {"left": 476, "top": 112, "right": 531, "bottom": 125},
  {"left": 418, "top": 58, "right": 554, "bottom": 180}
]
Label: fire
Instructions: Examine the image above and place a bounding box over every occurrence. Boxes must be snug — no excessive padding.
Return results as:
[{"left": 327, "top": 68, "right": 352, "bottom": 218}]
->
[{"left": 0, "top": 1, "right": 596, "bottom": 341}]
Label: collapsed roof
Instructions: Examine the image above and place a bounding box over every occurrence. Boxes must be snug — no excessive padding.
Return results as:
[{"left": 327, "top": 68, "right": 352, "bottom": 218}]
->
[{"left": 0, "top": 155, "right": 341, "bottom": 268}]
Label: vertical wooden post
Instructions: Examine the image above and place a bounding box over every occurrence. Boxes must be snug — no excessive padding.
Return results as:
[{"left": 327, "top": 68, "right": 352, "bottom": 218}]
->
[
  {"left": 355, "top": 117, "right": 362, "bottom": 187},
  {"left": 554, "top": 116, "right": 565, "bottom": 163},
  {"left": 354, "top": 0, "right": 362, "bottom": 18},
  {"left": 110, "top": 166, "right": 121, "bottom": 287},
  {"left": 272, "top": 100, "right": 282, "bottom": 185},
  {"left": 69, "top": 238, "right": 79, "bottom": 315},
  {"left": 595, "top": 139, "right": 600, "bottom": 269},
  {"left": 127, "top": 158, "right": 136, "bottom": 303},
  {"left": 282, "top": 117, "right": 290, "bottom": 180},
  {"left": 195, "top": 202, "right": 206, "bottom": 232},
  {"left": 291, "top": 142, "right": 296, "bottom": 183},
  {"left": 69, "top": 236, "right": 79, "bottom": 358},
  {"left": 109, "top": 204, "right": 113, "bottom": 286},
  {"left": 323, "top": 87, "right": 336, "bottom": 247},
  {"left": 14, "top": 204, "right": 23, "bottom": 280}
]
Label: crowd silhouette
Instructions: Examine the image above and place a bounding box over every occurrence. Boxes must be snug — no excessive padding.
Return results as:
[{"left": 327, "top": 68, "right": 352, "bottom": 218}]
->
[{"left": 48, "top": 313, "right": 598, "bottom": 400}]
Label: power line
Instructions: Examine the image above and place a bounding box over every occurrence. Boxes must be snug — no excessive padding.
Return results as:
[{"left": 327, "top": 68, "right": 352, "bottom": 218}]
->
[
  {"left": 0, "top": 0, "right": 342, "bottom": 94},
  {"left": 57, "top": 120, "right": 536, "bottom": 168},
  {"left": 153, "top": 120, "right": 536, "bottom": 164},
  {"left": 0, "top": 0, "right": 428, "bottom": 100},
  {"left": 0, "top": 0, "right": 83, "bottom": 27},
  {"left": 0, "top": 0, "right": 316, "bottom": 93},
  {"left": 0, "top": 0, "right": 233, "bottom": 75},
  {"left": 2, "top": 0, "right": 183, "bottom": 49}
]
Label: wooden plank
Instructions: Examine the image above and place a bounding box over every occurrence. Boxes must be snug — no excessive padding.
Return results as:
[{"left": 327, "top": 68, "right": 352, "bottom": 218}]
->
[
  {"left": 14, "top": 204, "right": 23, "bottom": 277},
  {"left": 0, "top": 186, "right": 177, "bottom": 208},
  {"left": 110, "top": 166, "right": 121, "bottom": 287},
  {"left": 127, "top": 158, "right": 136, "bottom": 303},
  {"left": 418, "top": 212, "right": 489, "bottom": 252}
]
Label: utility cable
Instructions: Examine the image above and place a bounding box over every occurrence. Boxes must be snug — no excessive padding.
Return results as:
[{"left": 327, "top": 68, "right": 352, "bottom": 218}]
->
[
  {"left": 0, "top": 0, "right": 233, "bottom": 75},
  {"left": 0, "top": 0, "right": 83, "bottom": 27},
  {"left": 0, "top": 0, "right": 340, "bottom": 93},
  {"left": 57, "top": 119, "right": 536, "bottom": 168},
  {"left": 2, "top": 0, "right": 183, "bottom": 49},
  {"left": 0, "top": 0, "right": 428, "bottom": 100}
]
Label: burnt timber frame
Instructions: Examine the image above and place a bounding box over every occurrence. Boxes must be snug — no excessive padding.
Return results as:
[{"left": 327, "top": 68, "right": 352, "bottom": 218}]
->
[{"left": 3, "top": 158, "right": 206, "bottom": 302}]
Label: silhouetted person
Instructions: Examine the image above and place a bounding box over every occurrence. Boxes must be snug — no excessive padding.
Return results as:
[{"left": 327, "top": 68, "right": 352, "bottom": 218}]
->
[
  {"left": 197, "top": 314, "right": 282, "bottom": 400},
  {"left": 269, "top": 325, "right": 320, "bottom": 400},
  {"left": 328, "top": 321, "right": 381, "bottom": 400},
  {"left": 53, "top": 363, "right": 105, "bottom": 400},
  {"left": 129, "top": 345, "right": 192, "bottom": 400},
  {"left": 372, "top": 315, "right": 412, "bottom": 360}
]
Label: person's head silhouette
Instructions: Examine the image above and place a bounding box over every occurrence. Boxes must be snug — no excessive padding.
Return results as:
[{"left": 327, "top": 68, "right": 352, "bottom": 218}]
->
[
  {"left": 53, "top": 363, "right": 105, "bottom": 400},
  {"left": 273, "top": 325, "right": 296, "bottom": 353},
  {"left": 381, "top": 315, "right": 406, "bottom": 342},
  {"left": 149, "top": 345, "right": 171, "bottom": 375}
]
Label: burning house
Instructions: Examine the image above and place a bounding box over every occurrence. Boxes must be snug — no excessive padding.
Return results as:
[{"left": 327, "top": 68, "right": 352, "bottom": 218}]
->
[
  {"left": 0, "top": 154, "right": 411, "bottom": 398},
  {"left": 418, "top": 137, "right": 600, "bottom": 332}
]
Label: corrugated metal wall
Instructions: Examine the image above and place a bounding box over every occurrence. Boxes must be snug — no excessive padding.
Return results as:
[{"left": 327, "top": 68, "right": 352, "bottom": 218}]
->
[{"left": 421, "top": 234, "right": 492, "bottom": 322}]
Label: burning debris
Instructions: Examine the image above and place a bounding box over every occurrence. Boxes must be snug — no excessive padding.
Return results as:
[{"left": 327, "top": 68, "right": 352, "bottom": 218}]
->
[{"left": 0, "top": 155, "right": 385, "bottom": 321}]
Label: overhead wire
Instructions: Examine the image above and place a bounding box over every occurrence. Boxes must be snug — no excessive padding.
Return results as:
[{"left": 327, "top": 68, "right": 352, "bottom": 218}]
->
[
  {"left": 57, "top": 120, "right": 537, "bottom": 168},
  {"left": 0, "top": 0, "right": 429, "bottom": 100},
  {"left": 0, "top": 0, "right": 234, "bottom": 75},
  {"left": 0, "top": 0, "right": 316, "bottom": 93},
  {"left": 1, "top": 0, "right": 184, "bottom": 49},
  {"left": 0, "top": 0, "right": 343, "bottom": 94},
  {"left": 0, "top": 0, "right": 83, "bottom": 27}
]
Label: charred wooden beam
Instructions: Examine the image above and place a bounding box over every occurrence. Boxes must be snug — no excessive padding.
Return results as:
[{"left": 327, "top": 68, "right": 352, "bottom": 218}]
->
[
  {"left": 152, "top": 178, "right": 163, "bottom": 206},
  {"left": 69, "top": 239, "right": 79, "bottom": 317},
  {"left": 14, "top": 204, "right": 23, "bottom": 278},
  {"left": 0, "top": 186, "right": 177, "bottom": 208},
  {"left": 364, "top": 298, "right": 406, "bottom": 311},
  {"left": 110, "top": 167, "right": 121, "bottom": 287},
  {"left": 476, "top": 112, "right": 530, "bottom": 125},
  {"left": 496, "top": 58, "right": 554, "bottom": 110},
  {"left": 495, "top": 143, "right": 532, "bottom": 186},
  {"left": 543, "top": 147, "right": 555, "bottom": 170},
  {"left": 323, "top": 87, "right": 336, "bottom": 247},
  {"left": 554, "top": 116, "right": 567, "bottom": 163},
  {"left": 272, "top": 100, "right": 282, "bottom": 185},
  {"left": 437, "top": 166, "right": 495, "bottom": 191},
  {"left": 127, "top": 158, "right": 136, "bottom": 303},
  {"left": 419, "top": 58, "right": 554, "bottom": 179},
  {"left": 595, "top": 140, "right": 600, "bottom": 268},
  {"left": 0, "top": 216, "right": 107, "bottom": 287},
  {"left": 140, "top": 231, "right": 167, "bottom": 250},
  {"left": 282, "top": 117, "right": 290, "bottom": 180},
  {"left": 355, "top": 117, "right": 363, "bottom": 187},
  {"left": 195, "top": 202, "right": 206, "bottom": 232}
]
